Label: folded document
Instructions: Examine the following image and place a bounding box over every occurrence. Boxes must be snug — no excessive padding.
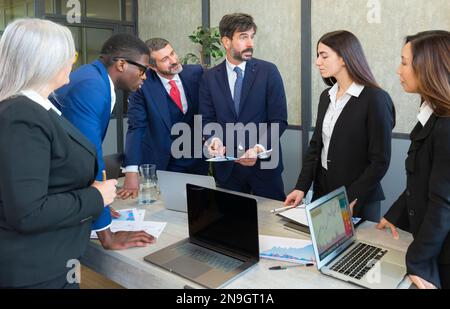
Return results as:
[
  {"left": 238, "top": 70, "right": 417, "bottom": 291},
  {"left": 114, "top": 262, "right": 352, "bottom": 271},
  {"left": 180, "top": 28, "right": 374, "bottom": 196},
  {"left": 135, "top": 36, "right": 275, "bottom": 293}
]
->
[{"left": 90, "top": 208, "right": 167, "bottom": 239}]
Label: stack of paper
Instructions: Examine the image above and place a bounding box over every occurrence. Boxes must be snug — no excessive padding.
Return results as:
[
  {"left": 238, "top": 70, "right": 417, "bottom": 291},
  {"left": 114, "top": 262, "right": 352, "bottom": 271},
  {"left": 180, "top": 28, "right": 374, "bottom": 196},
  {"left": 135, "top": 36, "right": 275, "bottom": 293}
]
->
[
  {"left": 278, "top": 207, "right": 362, "bottom": 234},
  {"left": 90, "top": 208, "right": 167, "bottom": 239}
]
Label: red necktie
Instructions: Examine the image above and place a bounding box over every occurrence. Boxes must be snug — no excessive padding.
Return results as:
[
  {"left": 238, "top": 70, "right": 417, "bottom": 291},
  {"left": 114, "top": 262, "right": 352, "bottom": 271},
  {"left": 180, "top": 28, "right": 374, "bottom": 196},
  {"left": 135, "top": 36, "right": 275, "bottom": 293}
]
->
[{"left": 169, "top": 80, "right": 183, "bottom": 112}]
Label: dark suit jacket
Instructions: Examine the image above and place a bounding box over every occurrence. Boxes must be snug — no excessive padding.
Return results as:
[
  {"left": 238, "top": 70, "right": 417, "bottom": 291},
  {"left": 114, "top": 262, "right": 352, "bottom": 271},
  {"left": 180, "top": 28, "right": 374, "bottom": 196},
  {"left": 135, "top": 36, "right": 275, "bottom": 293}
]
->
[
  {"left": 385, "top": 115, "right": 450, "bottom": 288},
  {"left": 199, "top": 58, "right": 288, "bottom": 184},
  {"left": 124, "top": 65, "right": 206, "bottom": 173},
  {"left": 296, "top": 86, "right": 395, "bottom": 215},
  {"left": 0, "top": 96, "right": 104, "bottom": 288}
]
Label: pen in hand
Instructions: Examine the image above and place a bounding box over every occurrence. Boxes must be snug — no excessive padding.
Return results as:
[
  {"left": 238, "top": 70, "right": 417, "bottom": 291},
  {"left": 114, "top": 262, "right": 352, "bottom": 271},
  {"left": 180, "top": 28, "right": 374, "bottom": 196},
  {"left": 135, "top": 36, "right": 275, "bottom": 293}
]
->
[
  {"left": 270, "top": 204, "right": 304, "bottom": 214},
  {"left": 269, "top": 263, "right": 314, "bottom": 270}
]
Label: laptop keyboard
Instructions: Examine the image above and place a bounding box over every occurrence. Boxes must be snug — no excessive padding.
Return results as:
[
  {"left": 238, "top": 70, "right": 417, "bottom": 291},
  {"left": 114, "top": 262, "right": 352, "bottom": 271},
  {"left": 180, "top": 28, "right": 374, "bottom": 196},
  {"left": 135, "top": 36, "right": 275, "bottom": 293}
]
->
[
  {"left": 330, "top": 243, "right": 388, "bottom": 280},
  {"left": 177, "top": 244, "right": 243, "bottom": 273}
]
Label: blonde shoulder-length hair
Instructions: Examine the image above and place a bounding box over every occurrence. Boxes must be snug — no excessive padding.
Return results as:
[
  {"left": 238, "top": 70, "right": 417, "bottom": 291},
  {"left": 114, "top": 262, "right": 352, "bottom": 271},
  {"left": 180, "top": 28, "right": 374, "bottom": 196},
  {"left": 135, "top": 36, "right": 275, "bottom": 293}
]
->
[{"left": 0, "top": 18, "right": 76, "bottom": 102}]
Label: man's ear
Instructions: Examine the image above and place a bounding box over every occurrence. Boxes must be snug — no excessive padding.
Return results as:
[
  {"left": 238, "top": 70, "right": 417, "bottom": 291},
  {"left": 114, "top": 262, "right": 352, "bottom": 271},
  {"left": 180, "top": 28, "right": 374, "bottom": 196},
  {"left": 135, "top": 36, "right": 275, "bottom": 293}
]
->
[
  {"left": 148, "top": 64, "right": 158, "bottom": 72},
  {"left": 221, "top": 36, "right": 231, "bottom": 50},
  {"left": 114, "top": 59, "right": 126, "bottom": 73}
]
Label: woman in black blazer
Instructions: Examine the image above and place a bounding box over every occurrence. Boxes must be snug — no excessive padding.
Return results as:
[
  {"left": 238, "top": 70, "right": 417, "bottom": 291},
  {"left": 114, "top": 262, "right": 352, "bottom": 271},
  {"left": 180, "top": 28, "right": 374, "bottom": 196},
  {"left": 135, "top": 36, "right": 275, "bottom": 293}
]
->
[
  {"left": 378, "top": 31, "right": 450, "bottom": 289},
  {"left": 285, "top": 31, "right": 395, "bottom": 222},
  {"left": 0, "top": 19, "right": 117, "bottom": 288}
]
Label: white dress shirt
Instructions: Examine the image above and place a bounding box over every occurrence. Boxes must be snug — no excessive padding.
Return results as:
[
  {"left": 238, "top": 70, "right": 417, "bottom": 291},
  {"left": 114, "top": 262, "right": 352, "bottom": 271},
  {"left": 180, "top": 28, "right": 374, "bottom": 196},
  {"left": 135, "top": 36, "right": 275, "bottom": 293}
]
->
[
  {"left": 158, "top": 73, "right": 188, "bottom": 114},
  {"left": 108, "top": 75, "right": 116, "bottom": 113},
  {"left": 226, "top": 59, "right": 246, "bottom": 100},
  {"left": 21, "top": 89, "right": 62, "bottom": 116},
  {"left": 417, "top": 102, "right": 434, "bottom": 127},
  {"left": 223, "top": 59, "right": 268, "bottom": 157},
  {"left": 321, "top": 83, "right": 365, "bottom": 170}
]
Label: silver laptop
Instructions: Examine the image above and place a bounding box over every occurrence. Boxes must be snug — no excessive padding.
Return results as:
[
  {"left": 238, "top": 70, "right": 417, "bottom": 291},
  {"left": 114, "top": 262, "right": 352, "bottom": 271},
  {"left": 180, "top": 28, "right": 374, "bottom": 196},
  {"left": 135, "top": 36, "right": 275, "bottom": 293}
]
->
[
  {"left": 305, "top": 187, "right": 406, "bottom": 289},
  {"left": 157, "top": 170, "right": 216, "bottom": 212},
  {"left": 144, "top": 184, "right": 260, "bottom": 289}
]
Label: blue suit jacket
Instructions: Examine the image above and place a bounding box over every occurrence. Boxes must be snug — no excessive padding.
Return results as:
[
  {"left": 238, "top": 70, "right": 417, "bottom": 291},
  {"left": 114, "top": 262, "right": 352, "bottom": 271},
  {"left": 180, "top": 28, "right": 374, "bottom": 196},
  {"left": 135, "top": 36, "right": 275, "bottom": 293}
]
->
[
  {"left": 124, "top": 65, "right": 206, "bottom": 173},
  {"left": 52, "top": 60, "right": 112, "bottom": 230},
  {"left": 199, "top": 58, "right": 288, "bottom": 184}
]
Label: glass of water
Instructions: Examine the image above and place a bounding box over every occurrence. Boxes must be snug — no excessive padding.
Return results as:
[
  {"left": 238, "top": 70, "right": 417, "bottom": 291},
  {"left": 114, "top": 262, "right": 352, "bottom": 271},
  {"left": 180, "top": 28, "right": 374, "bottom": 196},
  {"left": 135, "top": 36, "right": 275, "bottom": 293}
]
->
[{"left": 138, "top": 164, "right": 158, "bottom": 206}]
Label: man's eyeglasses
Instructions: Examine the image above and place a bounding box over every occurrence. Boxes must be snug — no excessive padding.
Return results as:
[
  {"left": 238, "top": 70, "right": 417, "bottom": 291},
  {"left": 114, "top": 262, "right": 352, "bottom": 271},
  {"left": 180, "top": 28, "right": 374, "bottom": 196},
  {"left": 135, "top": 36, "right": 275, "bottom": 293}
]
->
[{"left": 112, "top": 57, "right": 148, "bottom": 76}]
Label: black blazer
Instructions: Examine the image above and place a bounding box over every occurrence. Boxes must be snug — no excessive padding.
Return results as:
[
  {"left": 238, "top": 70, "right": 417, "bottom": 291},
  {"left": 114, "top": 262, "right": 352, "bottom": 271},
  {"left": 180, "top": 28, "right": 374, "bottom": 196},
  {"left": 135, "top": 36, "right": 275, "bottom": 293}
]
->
[
  {"left": 385, "top": 115, "right": 450, "bottom": 288},
  {"left": 0, "top": 96, "right": 104, "bottom": 288},
  {"left": 296, "top": 86, "right": 395, "bottom": 216}
]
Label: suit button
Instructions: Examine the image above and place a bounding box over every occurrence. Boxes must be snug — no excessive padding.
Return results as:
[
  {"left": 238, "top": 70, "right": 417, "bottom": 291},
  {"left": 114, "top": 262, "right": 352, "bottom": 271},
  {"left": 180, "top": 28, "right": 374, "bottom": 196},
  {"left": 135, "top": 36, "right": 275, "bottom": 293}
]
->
[
  {"left": 409, "top": 209, "right": 415, "bottom": 216},
  {"left": 405, "top": 190, "right": 411, "bottom": 197}
]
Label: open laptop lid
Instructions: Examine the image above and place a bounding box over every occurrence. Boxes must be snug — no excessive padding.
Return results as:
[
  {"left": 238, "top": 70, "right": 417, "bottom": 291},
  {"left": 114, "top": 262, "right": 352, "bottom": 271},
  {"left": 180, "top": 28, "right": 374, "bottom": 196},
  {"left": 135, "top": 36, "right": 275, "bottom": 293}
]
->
[
  {"left": 157, "top": 170, "right": 216, "bottom": 212},
  {"left": 186, "top": 184, "right": 260, "bottom": 261},
  {"left": 305, "top": 187, "right": 356, "bottom": 270}
]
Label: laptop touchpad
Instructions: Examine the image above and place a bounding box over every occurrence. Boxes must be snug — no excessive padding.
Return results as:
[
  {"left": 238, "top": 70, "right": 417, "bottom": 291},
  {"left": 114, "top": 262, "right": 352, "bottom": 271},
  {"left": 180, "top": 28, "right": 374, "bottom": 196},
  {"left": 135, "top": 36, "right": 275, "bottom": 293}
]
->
[
  {"left": 164, "top": 256, "right": 212, "bottom": 278},
  {"left": 381, "top": 261, "right": 406, "bottom": 279}
]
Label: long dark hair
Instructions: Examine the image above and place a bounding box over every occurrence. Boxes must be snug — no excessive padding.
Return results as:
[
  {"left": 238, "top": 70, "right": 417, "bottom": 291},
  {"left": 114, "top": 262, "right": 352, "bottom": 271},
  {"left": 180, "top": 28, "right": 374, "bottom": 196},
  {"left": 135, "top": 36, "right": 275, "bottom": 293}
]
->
[
  {"left": 318, "top": 30, "right": 380, "bottom": 88},
  {"left": 406, "top": 31, "right": 450, "bottom": 117}
]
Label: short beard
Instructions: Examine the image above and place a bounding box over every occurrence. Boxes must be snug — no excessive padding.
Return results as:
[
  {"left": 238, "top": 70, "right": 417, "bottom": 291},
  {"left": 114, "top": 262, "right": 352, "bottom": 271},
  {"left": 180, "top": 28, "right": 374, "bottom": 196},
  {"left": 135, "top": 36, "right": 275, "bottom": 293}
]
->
[
  {"left": 162, "top": 63, "right": 183, "bottom": 76},
  {"left": 231, "top": 48, "right": 254, "bottom": 62}
]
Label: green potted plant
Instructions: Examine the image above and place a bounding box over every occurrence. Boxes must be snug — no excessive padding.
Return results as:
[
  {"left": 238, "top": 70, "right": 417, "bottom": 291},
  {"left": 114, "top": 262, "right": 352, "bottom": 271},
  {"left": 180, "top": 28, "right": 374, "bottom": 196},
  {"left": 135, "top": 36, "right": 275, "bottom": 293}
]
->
[{"left": 181, "top": 26, "right": 225, "bottom": 67}]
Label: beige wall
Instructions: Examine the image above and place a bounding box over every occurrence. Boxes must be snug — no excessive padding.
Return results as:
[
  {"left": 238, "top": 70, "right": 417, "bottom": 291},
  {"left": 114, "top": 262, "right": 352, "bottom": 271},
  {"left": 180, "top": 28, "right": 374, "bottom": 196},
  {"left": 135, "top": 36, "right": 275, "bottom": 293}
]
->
[
  {"left": 137, "top": 0, "right": 202, "bottom": 63},
  {"left": 210, "top": 0, "right": 302, "bottom": 126},
  {"left": 137, "top": 0, "right": 449, "bottom": 131},
  {"left": 312, "top": 0, "right": 450, "bottom": 134}
]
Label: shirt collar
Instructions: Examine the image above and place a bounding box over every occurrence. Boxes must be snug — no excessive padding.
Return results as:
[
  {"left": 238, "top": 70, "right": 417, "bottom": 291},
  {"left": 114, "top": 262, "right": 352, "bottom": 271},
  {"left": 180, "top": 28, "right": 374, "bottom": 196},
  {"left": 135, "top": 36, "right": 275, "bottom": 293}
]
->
[
  {"left": 417, "top": 102, "right": 434, "bottom": 126},
  {"left": 108, "top": 74, "right": 115, "bottom": 92},
  {"left": 328, "top": 82, "right": 364, "bottom": 98},
  {"left": 226, "top": 59, "right": 247, "bottom": 74},
  {"left": 21, "top": 89, "right": 61, "bottom": 116},
  {"left": 157, "top": 73, "right": 181, "bottom": 86}
]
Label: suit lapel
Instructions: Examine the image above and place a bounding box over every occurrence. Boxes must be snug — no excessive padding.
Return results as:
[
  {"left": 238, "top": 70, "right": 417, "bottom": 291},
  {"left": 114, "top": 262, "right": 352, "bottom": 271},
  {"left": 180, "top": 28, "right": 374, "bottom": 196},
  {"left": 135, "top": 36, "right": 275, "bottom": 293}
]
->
[
  {"left": 51, "top": 110, "right": 97, "bottom": 157},
  {"left": 215, "top": 61, "right": 237, "bottom": 117},
  {"left": 179, "top": 70, "right": 193, "bottom": 117},
  {"left": 239, "top": 60, "right": 258, "bottom": 115},
  {"left": 317, "top": 91, "right": 332, "bottom": 136},
  {"left": 148, "top": 71, "right": 172, "bottom": 132},
  {"left": 405, "top": 115, "right": 437, "bottom": 174},
  {"left": 327, "top": 93, "right": 365, "bottom": 148},
  {"left": 409, "top": 114, "right": 437, "bottom": 153},
  {"left": 92, "top": 60, "right": 112, "bottom": 140}
]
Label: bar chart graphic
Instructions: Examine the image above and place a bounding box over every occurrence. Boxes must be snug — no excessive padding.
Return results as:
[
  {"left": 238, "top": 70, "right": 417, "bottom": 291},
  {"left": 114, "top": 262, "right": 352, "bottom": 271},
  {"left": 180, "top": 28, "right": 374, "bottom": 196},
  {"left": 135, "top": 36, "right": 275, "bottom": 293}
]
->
[{"left": 259, "top": 235, "right": 315, "bottom": 264}]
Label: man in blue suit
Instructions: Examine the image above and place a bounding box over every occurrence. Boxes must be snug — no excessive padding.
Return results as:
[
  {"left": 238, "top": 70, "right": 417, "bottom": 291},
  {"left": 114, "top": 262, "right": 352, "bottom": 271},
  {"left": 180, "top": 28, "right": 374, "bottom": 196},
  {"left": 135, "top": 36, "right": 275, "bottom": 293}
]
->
[
  {"left": 199, "top": 13, "right": 288, "bottom": 201},
  {"left": 53, "top": 34, "right": 155, "bottom": 250},
  {"left": 118, "top": 38, "right": 208, "bottom": 199}
]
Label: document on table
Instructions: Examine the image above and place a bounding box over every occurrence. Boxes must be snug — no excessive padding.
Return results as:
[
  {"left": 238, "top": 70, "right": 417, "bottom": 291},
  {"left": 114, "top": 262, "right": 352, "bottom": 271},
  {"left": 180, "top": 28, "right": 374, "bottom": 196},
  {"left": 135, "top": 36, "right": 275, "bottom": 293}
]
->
[
  {"left": 278, "top": 207, "right": 362, "bottom": 228},
  {"left": 278, "top": 207, "right": 309, "bottom": 227},
  {"left": 259, "top": 235, "right": 315, "bottom": 264},
  {"left": 90, "top": 208, "right": 167, "bottom": 239},
  {"left": 206, "top": 156, "right": 238, "bottom": 162}
]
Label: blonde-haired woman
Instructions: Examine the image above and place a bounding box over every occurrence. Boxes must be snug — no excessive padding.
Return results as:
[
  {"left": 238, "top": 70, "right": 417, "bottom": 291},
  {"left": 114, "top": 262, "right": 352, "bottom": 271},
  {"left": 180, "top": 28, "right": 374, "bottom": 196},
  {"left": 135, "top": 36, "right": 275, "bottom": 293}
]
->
[
  {"left": 378, "top": 30, "right": 450, "bottom": 289},
  {"left": 0, "top": 19, "right": 117, "bottom": 288}
]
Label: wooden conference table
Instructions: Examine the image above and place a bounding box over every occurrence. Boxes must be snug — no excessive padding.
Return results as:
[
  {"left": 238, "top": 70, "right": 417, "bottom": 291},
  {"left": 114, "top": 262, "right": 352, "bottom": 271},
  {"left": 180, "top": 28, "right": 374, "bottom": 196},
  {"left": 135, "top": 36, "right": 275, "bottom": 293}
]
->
[{"left": 82, "top": 186, "right": 413, "bottom": 289}]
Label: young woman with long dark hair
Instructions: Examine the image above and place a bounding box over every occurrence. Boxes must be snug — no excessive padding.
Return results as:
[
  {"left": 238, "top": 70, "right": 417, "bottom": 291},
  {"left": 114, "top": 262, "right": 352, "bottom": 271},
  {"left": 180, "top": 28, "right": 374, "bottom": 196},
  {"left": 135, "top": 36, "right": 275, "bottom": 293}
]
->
[
  {"left": 378, "top": 30, "right": 450, "bottom": 289},
  {"left": 285, "top": 30, "right": 395, "bottom": 222}
]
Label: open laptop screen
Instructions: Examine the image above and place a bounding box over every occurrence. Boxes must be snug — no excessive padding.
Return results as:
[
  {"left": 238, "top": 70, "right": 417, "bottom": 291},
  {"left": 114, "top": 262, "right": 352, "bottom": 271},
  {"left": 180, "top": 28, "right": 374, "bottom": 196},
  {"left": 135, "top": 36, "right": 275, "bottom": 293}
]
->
[
  {"left": 186, "top": 184, "right": 259, "bottom": 260},
  {"left": 309, "top": 190, "right": 354, "bottom": 261}
]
